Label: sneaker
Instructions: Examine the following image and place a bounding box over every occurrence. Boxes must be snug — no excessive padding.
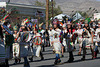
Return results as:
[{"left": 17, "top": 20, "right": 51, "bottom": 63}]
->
[
  {"left": 67, "top": 58, "right": 74, "bottom": 63},
  {"left": 41, "top": 57, "right": 44, "bottom": 60},
  {"left": 29, "top": 58, "right": 33, "bottom": 62},
  {"left": 94, "top": 57, "right": 97, "bottom": 59},
  {"left": 54, "top": 59, "right": 61, "bottom": 64},
  {"left": 54, "top": 60, "right": 57, "bottom": 64}
]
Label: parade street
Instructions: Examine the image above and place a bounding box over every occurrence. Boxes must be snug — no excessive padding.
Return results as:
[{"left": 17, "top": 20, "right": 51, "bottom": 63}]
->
[
  {"left": 9, "top": 46, "right": 100, "bottom": 67},
  {"left": 1, "top": 0, "right": 100, "bottom": 67}
]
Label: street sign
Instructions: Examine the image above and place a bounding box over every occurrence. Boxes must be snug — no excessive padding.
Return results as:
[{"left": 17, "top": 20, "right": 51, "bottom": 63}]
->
[{"left": 35, "top": 11, "right": 45, "bottom": 17}]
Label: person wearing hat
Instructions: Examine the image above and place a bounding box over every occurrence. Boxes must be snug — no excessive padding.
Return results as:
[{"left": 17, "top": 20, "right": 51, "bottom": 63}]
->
[
  {"left": 51, "top": 23, "right": 62, "bottom": 64},
  {"left": 94, "top": 21, "right": 100, "bottom": 59},
  {"left": 81, "top": 20, "right": 94, "bottom": 60},
  {"left": 48, "top": 24, "right": 55, "bottom": 47},
  {"left": 66, "top": 21, "right": 75, "bottom": 63},
  {"left": 0, "top": 20, "right": 14, "bottom": 67},
  {"left": 31, "top": 28, "right": 44, "bottom": 60},
  {"left": 12, "top": 26, "right": 21, "bottom": 64},
  {"left": 74, "top": 23, "right": 83, "bottom": 55},
  {"left": 0, "top": 25, "right": 6, "bottom": 67},
  {"left": 19, "top": 25, "right": 31, "bottom": 67},
  {"left": 83, "top": 20, "right": 90, "bottom": 30},
  {"left": 61, "top": 24, "right": 67, "bottom": 57},
  {"left": 38, "top": 23, "right": 44, "bottom": 33},
  {"left": 5, "top": 29, "right": 14, "bottom": 67},
  {"left": 92, "top": 23, "right": 97, "bottom": 47},
  {"left": 38, "top": 23, "right": 46, "bottom": 51},
  {"left": 48, "top": 24, "right": 56, "bottom": 54}
]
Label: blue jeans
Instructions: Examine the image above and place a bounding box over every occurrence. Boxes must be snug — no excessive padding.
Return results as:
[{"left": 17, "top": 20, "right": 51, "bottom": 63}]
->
[
  {"left": 94, "top": 43, "right": 100, "bottom": 51},
  {"left": 55, "top": 54, "right": 60, "bottom": 60}
]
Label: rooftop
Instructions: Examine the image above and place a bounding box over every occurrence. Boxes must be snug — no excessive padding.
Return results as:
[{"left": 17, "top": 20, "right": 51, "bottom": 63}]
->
[{"left": 0, "top": 2, "right": 45, "bottom": 9}]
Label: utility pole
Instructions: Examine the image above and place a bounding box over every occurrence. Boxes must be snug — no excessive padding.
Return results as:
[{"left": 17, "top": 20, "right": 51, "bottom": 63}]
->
[
  {"left": 46, "top": 0, "right": 49, "bottom": 29},
  {"left": 52, "top": 0, "right": 53, "bottom": 23}
]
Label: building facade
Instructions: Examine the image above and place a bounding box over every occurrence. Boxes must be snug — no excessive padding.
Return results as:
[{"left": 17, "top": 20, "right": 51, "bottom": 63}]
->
[{"left": 0, "top": 2, "right": 45, "bottom": 24}]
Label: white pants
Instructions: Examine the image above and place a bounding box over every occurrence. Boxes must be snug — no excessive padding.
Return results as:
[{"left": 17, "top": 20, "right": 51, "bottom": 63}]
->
[
  {"left": 53, "top": 42, "right": 62, "bottom": 54},
  {"left": 77, "top": 37, "right": 83, "bottom": 47},
  {"left": 33, "top": 45, "right": 41, "bottom": 57},
  {"left": 82, "top": 38, "right": 93, "bottom": 49}
]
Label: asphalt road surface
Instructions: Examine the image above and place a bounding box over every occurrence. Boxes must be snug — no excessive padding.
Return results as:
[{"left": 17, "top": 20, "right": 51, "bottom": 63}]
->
[{"left": 9, "top": 46, "right": 100, "bottom": 67}]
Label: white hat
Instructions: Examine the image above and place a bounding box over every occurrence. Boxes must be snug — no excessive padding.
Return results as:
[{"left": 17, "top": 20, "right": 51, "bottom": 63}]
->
[{"left": 62, "top": 24, "right": 66, "bottom": 27}]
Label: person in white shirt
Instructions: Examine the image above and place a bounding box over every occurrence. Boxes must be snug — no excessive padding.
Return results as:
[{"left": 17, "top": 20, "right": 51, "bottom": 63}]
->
[
  {"left": 32, "top": 29, "right": 44, "bottom": 60},
  {"left": 51, "top": 23, "right": 62, "bottom": 64},
  {"left": 74, "top": 23, "right": 83, "bottom": 55},
  {"left": 81, "top": 21, "right": 94, "bottom": 60},
  {"left": 13, "top": 26, "right": 21, "bottom": 64},
  {"left": 48, "top": 24, "right": 55, "bottom": 47},
  {"left": 62, "top": 24, "right": 67, "bottom": 57},
  {"left": 94, "top": 21, "right": 100, "bottom": 58}
]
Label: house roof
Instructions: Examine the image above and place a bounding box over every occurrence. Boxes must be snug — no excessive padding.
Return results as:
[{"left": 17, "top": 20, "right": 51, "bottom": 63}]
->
[{"left": 0, "top": 2, "right": 45, "bottom": 9}]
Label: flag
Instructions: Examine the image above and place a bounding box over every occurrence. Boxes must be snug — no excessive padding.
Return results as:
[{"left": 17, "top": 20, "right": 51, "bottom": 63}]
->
[
  {"left": 3, "top": 14, "right": 9, "bottom": 20},
  {"left": 73, "top": 20, "right": 79, "bottom": 24},
  {"left": 73, "top": 12, "right": 82, "bottom": 21},
  {"left": 32, "top": 24, "right": 36, "bottom": 30},
  {"left": 85, "top": 18, "right": 91, "bottom": 23},
  {"left": 34, "top": 24, "right": 36, "bottom": 27},
  {"left": 60, "top": 22, "right": 63, "bottom": 26},
  {"left": 24, "top": 18, "right": 29, "bottom": 24}
]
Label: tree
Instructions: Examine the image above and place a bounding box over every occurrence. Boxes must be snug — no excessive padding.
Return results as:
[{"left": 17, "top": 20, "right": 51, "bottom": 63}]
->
[
  {"left": 34, "top": 1, "right": 63, "bottom": 20},
  {"left": 35, "top": 1, "right": 45, "bottom": 7},
  {"left": 48, "top": 1, "right": 63, "bottom": 19},
  {"left": 53, "top": 6, "right": 63, "bottom": 16}
]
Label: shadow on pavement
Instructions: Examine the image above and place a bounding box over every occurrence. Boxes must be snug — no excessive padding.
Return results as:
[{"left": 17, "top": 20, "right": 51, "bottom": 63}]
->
[
  {"left": 58, "top": 57, "right": 100, "bottom": 65},
  {"left": 9, "top": 57, "right": 56, "bottom": 66},
  {"left": 38, "top": 64, "right": 57, "bottom": 67}
]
